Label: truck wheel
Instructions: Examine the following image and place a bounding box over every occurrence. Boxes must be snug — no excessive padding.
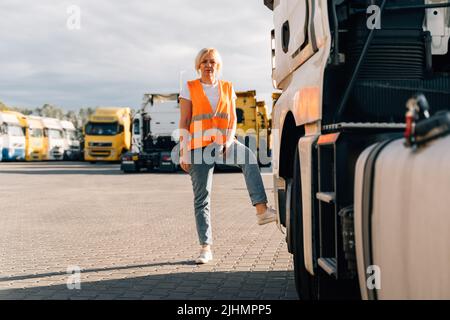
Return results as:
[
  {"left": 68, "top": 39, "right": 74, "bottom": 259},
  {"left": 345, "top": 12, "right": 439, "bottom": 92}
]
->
[{"left": 290, "top": 144, "right": 318, "bottom": 300}]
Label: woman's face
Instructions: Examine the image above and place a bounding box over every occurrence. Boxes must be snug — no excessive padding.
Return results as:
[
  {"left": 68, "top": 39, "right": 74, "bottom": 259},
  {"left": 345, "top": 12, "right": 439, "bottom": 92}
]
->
[{"left": 199, "top": 52, "right": 219, "bottom": 78}]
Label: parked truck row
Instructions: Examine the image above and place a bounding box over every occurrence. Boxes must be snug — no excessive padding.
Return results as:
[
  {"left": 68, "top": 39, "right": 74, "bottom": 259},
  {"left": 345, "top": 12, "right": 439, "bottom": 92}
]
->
[
  {"left": 0, "top": 106, "right": 134, "bottom": 163},
  {"left": 120, "top": 91, "right": 273, "bottom": 173},
  {"left": 1, "top": 89, "right": 272, "bottom": 166},
  {"left": 0, "top": 111, "right": 80, "bottom": 162}
]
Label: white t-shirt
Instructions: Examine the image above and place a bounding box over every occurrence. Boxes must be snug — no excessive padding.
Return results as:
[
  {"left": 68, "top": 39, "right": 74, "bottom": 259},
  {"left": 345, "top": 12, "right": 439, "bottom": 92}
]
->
[{"left": 179, "top": 80, "right": 237, "bottom": 113}]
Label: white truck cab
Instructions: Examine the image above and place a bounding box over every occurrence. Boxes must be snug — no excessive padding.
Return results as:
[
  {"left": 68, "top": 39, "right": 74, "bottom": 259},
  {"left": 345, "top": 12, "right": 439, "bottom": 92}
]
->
[
  {"left": 60, "top": 120, "right": 81, "bottom": 160},
  {"left": 40, "top": 117, "right": 65, "bottom": 160},
  {"left": 122, "top": 94, "right": 180, "bottom": 173},
  {"left": 0, "top": 111, "right": 26, "bottom": 161}
]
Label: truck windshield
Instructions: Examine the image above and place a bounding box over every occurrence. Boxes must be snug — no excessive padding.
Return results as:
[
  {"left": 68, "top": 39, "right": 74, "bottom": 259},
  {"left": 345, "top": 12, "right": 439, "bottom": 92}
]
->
[
  {"left": 8, "top": 125, "right": 24, "bottom": 137},
  {"left": 48, "top": 129, "right": 63, "bottom": 139},
  {"left": 85, "top": 122, "right": 119, "bottom": 136},
  {"left": 30, "top": 128, "right": 43, "bottom": 138},
  {"left": 64, "top": 129, "right": 77, "bottom": 141}
]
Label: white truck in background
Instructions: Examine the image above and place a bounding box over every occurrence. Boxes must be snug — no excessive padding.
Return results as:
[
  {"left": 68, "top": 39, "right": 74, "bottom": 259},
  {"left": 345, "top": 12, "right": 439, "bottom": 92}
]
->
[
  {"left": 60, "top": 120, "right": 81, "bottom": 160},
  {"left": 264, "top": 0, "right": 450, "bottom": 300},
  {"left": 40, "top": 117, "right": 65, "bottom": 160},
  {"left": 121, "top": 94, "right": 180, "bottom": 173},
  {"left": 0, "top": 111, "right": 26, "bottom": 161}
]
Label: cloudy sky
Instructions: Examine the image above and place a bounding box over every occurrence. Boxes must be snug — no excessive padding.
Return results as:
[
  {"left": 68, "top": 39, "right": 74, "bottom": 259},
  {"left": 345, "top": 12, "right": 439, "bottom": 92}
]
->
[{"left": 0, "top": 0, "right": 275, "bottom": 112}]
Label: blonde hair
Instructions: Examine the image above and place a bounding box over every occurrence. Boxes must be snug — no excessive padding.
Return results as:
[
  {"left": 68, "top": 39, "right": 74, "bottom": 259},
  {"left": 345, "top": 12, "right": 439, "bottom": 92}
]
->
[{"left": 195, "top": 48, "right": 222, "bottom": 75}]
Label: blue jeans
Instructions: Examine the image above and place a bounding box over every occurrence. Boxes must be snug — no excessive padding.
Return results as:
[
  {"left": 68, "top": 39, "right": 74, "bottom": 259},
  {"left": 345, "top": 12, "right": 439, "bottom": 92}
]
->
[{"left": 188, "top": 140, "right": 268, "bottom": 245}]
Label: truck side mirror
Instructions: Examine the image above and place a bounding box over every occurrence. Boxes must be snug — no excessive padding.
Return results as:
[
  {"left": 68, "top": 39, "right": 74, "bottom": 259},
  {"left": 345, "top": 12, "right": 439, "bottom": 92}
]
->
[{"left": 133, "top": 119, "right": 140, "bottom": 135}]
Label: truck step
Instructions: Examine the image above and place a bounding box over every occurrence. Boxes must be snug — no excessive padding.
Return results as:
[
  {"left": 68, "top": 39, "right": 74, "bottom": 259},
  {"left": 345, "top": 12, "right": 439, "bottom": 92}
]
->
[
  {"left": 322, "top": 122, "right": 406, "bottom": 132},
  {"left": 318, "top": 257, "right": 337, "bottom": 276},
  {"left": 316, "top": 192, "right": 335, "bottom": 203}
]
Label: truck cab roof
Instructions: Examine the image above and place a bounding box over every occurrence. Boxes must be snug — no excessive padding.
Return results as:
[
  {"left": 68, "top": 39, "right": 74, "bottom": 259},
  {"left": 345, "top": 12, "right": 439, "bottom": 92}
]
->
[
  {"left": 60, "top": 120, "right": 76, "bottom": 131},
  {"left": 90, "top": 107, "right": 131, "bottom": 124},
  {"left": 40, "top": 117, "right": 63, "bottom": 130},
  {"left": 139, "top": 93, "right": 180, "bottom": 138},
  {"left": 26, "top": 117, "right": 44, "bottom": 129},
  {"left": 143, "top": 94, "right": 179, "bottom": 106},
  {"left": 0, "top": 111, "right": 22, "bottom": 125}
]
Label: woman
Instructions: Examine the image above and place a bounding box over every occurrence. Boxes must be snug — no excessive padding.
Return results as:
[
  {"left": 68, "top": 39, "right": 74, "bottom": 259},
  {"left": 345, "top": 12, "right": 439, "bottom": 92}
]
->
[{"left": 179, "top": 48, "right": 276, "bottom": 264}]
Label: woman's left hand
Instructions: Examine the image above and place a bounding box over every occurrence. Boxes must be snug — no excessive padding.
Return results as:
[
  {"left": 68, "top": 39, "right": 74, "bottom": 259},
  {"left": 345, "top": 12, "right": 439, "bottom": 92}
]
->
[
  {"left": 220, "top": 139, "right": 234, "bottom": 157},
  {"left": 220, "top": 146, "right": 229, "bottom": 157}
]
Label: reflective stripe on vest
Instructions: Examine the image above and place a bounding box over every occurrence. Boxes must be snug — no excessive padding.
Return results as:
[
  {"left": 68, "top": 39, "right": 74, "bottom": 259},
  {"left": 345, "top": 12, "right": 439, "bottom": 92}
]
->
[
  {"left": 187, "top": 79, "right": 234, "bottom": 150},
  {"left": 191, "top": 112, "right": 230, "bottom": 122},
  {"left": 191, "top": 128, "right": 228, "bottom": 140}
]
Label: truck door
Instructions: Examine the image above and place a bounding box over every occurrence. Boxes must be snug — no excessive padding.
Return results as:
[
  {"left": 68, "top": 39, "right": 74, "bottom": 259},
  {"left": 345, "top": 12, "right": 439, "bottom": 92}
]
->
[
  {"left": 272, "top": 0, "right": 312, "bottom": 87},
  {"left": 131, "top": 117, "right": 141, "bottom": 153},
  {"left": 271, "top": 0, "right": 325, "bottom": 90}
]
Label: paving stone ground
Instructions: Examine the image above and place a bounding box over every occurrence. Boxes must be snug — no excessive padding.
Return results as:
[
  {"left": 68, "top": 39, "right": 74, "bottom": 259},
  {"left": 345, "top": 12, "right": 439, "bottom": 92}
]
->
[{"left": 0, "top": 162, "right": 297, "bottom": 300}]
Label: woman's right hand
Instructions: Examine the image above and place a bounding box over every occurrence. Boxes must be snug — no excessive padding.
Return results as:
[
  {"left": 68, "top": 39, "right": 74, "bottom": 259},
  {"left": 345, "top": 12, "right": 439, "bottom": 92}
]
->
[
  {"left": 179, "top": 97, "right": 193, "bottom": 174},
  {"left": 180, "top": 158, "right": 191, "bottom": 173}
]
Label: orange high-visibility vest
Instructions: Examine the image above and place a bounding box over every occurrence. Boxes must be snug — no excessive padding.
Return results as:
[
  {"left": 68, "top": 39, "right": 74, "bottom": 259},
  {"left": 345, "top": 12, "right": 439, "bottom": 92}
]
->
[{"left": 187, "top": 79, "right": 235, "bottom": 150}]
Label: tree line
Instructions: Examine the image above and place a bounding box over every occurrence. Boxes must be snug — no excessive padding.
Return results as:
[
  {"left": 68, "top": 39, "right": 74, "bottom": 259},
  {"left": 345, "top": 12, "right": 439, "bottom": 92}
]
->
[{"left": 0, "top": 101, "right": 95, "bottom": 130}]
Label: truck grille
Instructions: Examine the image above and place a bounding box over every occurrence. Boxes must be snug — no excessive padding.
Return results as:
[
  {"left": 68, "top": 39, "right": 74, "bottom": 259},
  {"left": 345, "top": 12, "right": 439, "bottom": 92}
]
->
[
  {"left": 89, "top": 149, "right": 111, "bottom": 157},
  {"left": 348, "top": 30, "right": 428, "bottom": 80},
  {"left": 89, "top": 142, "right": 112, "bottom": 147}
]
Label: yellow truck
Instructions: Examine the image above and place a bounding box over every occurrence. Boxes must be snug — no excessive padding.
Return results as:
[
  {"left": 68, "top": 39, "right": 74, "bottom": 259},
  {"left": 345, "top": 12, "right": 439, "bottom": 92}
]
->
[
  {"left": 235, "top": 90, "right": 271, "bottom": 166},
  {"left": 84, "top": 107, "right": 131, "bottom": 162},
  {"left": 236, "top": 90, "right": 257, "bottom": 134},
  {"left": 23, "top": 115, "right": 46, "bottom": 161},
  {"left": 256, "top": 100, "right": 270, "bottom": 153}
]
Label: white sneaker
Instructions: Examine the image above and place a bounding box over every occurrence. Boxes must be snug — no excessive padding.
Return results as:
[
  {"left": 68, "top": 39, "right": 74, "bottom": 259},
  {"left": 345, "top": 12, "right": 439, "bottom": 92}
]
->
[
  {"left": 195, "top": 250, "right": 213, "bottom": 264},
  {"left": 257, "top": 206, "right": 277, "bottom": 225}
]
